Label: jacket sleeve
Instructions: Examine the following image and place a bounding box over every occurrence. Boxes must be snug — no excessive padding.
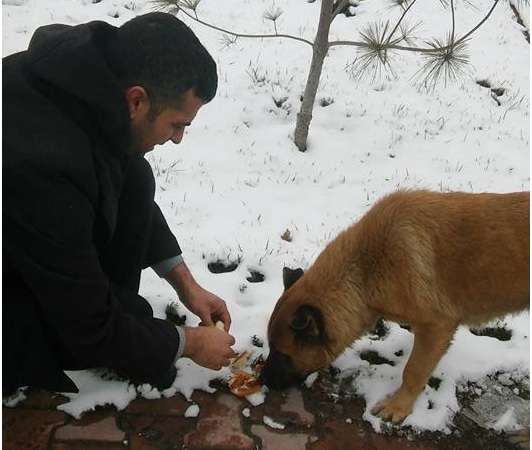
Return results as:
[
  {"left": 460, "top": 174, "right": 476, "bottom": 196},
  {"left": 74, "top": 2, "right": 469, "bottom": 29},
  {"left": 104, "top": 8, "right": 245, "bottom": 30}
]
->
[
  {"left": 3, "top": 144, "right": 181, "bottom": 386},
  {"left": 143, "top": 201, "right": 182, "bottom": 269}
]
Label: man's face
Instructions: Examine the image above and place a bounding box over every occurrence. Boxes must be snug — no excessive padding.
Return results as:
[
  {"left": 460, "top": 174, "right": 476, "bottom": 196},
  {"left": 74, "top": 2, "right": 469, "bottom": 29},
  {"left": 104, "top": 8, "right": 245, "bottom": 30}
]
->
[{"left": 127, "top": 87, "right": 204, "bottom": 155}]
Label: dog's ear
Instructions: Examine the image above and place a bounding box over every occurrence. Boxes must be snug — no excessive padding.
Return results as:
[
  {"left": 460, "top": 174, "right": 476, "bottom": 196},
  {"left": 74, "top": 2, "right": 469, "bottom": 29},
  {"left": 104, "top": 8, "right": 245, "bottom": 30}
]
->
[
  {"left": 282, "top": 267, "right": 304, "bottom": 291},
  {"left": 290, "top": 305, "right": 325, "bottom": 342}
]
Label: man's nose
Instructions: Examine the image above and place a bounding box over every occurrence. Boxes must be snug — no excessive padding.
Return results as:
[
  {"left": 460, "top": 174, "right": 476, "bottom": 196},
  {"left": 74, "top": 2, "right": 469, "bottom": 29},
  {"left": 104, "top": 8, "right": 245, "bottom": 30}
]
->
[{"left": 171, "top": 130, "right": 184, "bottom": 144}]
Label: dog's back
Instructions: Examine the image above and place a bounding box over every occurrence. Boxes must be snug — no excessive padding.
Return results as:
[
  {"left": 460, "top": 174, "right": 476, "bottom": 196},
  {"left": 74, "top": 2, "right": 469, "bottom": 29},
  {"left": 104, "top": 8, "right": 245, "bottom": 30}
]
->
[{"left": 351, "top": 190, "right": 530, "bottom": 324}]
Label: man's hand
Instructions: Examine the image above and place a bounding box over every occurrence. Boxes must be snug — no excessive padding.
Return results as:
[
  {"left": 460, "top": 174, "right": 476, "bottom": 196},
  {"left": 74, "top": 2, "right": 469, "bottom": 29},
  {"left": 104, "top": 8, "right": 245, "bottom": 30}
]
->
[
  {"left": 165, "top": 262, "right": 232, "bottom": 331},
  {"left": 184, "top": 283, "right": 232, "bottom": 331},
  {"left": 183, "top": 325, "right": 236, "bottom": 370}
]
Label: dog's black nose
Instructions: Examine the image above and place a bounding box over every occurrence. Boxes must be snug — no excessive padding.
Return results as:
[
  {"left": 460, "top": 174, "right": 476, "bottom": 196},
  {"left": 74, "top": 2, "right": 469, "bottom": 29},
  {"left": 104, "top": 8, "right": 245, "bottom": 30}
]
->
[{"left": 259, "top": 348, "right": 307, "bottom": 390}]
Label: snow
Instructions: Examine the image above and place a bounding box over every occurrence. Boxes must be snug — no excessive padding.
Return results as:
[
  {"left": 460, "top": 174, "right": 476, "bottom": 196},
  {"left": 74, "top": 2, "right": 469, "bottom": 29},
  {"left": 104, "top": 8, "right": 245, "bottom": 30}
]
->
[
  {"left": 263, "top": 415, "right": 286, "bottom": 430},
  {"left": 3, "top": 0, "right": 530, "bottom": 435},
  {"left": 56, "top": 371, "right": 137, "bottom": 418},
  {"left": 184, "top": 403, "right": 200, "bottom": 418}
]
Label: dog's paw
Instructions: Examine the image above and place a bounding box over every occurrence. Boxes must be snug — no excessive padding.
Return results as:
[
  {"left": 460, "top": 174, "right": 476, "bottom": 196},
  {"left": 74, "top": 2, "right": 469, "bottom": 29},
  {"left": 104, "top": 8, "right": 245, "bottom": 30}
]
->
[{"left": 371, "top": 394, "right": 413, "bottom": 423}]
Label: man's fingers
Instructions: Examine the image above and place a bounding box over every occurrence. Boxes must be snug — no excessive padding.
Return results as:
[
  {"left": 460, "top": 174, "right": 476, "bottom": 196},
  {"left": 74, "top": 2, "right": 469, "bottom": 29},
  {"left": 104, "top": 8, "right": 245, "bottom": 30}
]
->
[{"left": 223, "top": 313, "right": 232, "bottom": 330}]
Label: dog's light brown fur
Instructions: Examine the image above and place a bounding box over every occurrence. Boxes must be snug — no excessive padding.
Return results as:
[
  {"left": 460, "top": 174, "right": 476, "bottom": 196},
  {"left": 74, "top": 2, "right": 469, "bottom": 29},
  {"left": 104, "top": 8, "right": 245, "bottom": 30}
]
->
[{"left": 268, "top": 189, "right": 529, "bottom": 423}]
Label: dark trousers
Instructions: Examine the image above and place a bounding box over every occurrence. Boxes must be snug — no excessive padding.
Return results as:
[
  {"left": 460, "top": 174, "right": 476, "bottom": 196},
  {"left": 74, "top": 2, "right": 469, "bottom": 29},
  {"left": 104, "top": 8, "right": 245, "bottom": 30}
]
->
[{"left": 3, "top": 158, "right": 156, "bottom": 393}]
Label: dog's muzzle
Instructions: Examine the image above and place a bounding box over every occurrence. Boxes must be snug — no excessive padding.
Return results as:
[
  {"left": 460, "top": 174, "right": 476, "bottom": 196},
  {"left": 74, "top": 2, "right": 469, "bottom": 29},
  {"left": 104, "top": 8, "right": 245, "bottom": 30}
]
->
[{"left": 258, "top": 348, "right": 308, "bottom": 390}]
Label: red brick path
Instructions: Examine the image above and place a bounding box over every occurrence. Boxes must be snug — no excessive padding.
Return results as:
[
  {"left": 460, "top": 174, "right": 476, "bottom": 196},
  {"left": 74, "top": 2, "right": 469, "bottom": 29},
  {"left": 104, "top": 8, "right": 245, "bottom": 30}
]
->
[{"left": 3, "top": 385, "right": 518, "bottom": 449}]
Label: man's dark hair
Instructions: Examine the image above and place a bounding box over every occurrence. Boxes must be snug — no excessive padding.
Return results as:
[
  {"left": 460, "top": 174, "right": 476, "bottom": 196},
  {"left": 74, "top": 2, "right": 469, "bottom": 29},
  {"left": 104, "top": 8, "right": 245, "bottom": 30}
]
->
[{"left": 107, "top": 12, "right": 217, "bottom": 115}]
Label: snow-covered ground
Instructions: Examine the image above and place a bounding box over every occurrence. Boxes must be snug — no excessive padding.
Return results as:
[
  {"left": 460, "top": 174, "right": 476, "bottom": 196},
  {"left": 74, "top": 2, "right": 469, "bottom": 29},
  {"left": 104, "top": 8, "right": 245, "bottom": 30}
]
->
[{"left": 3, "top": 0, "right": 529, "bottom": 434}]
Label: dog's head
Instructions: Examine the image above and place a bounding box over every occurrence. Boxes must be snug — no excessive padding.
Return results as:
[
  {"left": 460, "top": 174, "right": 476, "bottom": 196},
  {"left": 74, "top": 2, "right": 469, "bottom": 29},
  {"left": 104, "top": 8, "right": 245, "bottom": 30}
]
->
[{"left": 259, "top": 267, "right": 339, "bottom": 390}]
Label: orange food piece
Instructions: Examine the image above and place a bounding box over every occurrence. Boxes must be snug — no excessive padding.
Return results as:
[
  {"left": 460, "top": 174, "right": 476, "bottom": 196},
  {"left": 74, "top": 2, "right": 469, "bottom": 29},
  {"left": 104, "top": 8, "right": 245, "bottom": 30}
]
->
[{"left": 228, "top": 370, "right": 262, "bottom": 397}]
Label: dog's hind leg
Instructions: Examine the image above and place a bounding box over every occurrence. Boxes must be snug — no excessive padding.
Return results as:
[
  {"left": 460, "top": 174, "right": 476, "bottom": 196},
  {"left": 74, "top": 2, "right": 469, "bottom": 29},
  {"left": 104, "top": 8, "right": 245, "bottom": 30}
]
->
[{"left": 372, "top": 321, "right": 457, "bottom": 423}]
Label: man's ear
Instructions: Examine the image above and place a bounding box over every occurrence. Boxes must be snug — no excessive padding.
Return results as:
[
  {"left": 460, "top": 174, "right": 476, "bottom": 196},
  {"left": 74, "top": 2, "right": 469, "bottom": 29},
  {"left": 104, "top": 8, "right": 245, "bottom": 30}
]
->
[{"left": 125, "top": 86, "right": 150, "bottom": 120}]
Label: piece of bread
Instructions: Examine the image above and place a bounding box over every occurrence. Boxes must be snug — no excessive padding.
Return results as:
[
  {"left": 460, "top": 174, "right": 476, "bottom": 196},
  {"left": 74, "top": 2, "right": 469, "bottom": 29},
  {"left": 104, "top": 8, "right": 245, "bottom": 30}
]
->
[{"left": 228, "top": 370, "right": 262, "bottom": 397}]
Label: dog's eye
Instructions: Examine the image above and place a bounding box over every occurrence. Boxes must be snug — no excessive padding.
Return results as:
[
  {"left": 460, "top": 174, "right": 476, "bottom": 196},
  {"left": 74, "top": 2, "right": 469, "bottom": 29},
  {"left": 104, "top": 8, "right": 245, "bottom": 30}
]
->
[{"left": 290, "top": 314, "right": 311, "bottom": 331}]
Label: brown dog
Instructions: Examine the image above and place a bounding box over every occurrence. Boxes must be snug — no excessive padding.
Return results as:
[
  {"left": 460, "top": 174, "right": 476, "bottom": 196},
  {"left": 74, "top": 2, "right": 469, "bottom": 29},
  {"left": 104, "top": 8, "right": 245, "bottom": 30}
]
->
[{"left": 260, "top": 189, "right": 529, "bottom": 425}]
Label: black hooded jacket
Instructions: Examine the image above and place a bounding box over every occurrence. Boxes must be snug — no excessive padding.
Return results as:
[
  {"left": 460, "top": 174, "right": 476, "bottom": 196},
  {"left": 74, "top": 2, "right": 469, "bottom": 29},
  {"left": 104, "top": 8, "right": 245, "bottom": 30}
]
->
[{"left": 3, "top": 21, "right": 183, "bottom": 392}]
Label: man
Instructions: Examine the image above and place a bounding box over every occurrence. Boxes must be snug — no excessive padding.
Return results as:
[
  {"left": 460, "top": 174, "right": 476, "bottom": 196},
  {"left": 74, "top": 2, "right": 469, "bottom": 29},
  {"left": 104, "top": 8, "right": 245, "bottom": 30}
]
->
[{"left": 3, "top": 12, "right": 236, "bottom": 393}]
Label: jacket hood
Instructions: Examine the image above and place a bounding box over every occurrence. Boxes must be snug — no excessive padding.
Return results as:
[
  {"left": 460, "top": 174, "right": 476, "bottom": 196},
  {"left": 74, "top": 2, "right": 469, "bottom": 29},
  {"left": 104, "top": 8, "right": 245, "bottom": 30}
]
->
[{"left": 26, "top": 21, "right": 130, "bottom": 149}]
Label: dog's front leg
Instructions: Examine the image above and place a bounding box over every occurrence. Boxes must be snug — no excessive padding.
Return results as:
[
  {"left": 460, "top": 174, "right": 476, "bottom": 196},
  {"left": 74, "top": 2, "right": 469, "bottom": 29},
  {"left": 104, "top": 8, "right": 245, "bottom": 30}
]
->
[{"left": 372, "top": 322, "right": 457, "bottom": 423}]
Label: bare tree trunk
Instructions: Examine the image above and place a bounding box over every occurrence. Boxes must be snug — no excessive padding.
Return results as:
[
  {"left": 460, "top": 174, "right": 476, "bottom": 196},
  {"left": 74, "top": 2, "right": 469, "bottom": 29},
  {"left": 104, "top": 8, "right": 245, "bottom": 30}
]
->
[{"left": 294, "top": 0, "right": 334, "bottom": 152}]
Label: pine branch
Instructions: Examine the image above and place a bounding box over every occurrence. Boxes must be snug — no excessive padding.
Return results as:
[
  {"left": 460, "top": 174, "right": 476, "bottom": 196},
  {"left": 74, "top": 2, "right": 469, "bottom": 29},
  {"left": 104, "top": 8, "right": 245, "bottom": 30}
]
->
[
  {"left": 347, "top": 21, "right": 399, "bottom": 82},
  {"left": 384, "top": 0, "right": 419, "bottom": 46},
  {"left": 329, "top": 0, "right": 501, "bottom": 52},
  {"left": 154, "top": 0, "right": 501, "bottom": 89},
  {"left": 398, "top": 20, "right": 422, "bottom": 46},
  {"left": 413, "top": 33, "right": 470, "bottom": 89},
  {"left": 263, "top": 5, "right": 283, "bottom": 35},
  {"left": 388, "top": 0, "right": 418, "bottom": 11},
  {"left": 153, "top": 0, "right": 314, "bottom": 47},
  {"left": 452, "top": 0, "right": 499, "bottom": 46},
  {"left": 152, "top": 0, "right": 200, "bottom": 18},
  {"left": 340, "top": 0, "right": 500, "bottom": 87}
]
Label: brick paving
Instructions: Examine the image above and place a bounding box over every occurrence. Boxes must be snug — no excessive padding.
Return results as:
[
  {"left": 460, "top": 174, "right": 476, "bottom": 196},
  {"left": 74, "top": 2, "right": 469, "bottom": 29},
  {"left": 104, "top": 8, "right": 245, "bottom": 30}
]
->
[{"left": 3, "top": 384, "right": 522, "bottom": 450}]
